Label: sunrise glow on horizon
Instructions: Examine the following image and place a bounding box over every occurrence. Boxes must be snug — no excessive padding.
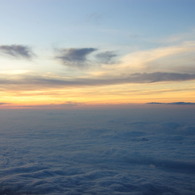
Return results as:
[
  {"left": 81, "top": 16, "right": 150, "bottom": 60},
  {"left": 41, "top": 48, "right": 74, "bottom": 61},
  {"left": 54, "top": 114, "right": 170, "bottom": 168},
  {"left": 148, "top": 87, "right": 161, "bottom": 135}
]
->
[{"left": 0, "top": 0, "right": 195, "bottom": 109}]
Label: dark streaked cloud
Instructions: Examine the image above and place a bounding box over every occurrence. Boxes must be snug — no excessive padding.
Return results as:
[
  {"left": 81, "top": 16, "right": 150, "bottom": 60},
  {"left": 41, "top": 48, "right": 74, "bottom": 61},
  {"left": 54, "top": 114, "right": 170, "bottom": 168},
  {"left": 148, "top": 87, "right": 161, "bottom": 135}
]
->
[
  {"left": 1, "top": 72, "right": 195, "bottom": 90},
  {"left": 147, "top": 102, "right": 164, "bottom": 104},
  {"left": 95, "top": 51, "right": 117, "bottom": 64},
  {"left": 13, "top": 101, "right": 82, "bottom": 109},
  {"left": 56, "top": 48, "right": 97, "bottom": 68},
  {"left": 0, "top": 102, "right": 7, "bottom": 105},
  {"left": 170, "top": 102, "right": 195, "bottom": 105},
  {"left": 61, "top": 101, "right": 81, "bottom": 107},
  {"left": 134, "top": 72, "right": 195, "bottom": 82},
  {"left": 148, "top": 102, "right": 195, "bottom": 105},
  {"left": 0, "top": 45, "right": 34, "bottom": 59}
]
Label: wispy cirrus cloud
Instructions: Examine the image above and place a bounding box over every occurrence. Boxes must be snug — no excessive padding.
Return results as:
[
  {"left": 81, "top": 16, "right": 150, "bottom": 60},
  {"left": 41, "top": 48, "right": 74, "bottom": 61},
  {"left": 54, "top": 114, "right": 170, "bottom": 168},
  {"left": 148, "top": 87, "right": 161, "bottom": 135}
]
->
[
  {"left": 0, "top": 45, "right": 34, "bottom": 59},
  {"left": 56, "top": 48, "right": 97, "bottom": 68},
  {"left": 109, "top": 41, "right": 195, "bottom": 74}
]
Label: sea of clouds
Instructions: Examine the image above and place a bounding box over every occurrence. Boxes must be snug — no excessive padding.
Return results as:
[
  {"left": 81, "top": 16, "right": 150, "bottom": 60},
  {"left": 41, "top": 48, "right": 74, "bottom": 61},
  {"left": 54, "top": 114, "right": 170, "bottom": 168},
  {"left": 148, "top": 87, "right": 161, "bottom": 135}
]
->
[{"left": 0, "top": 106, "right": 195, "bottom": 194}]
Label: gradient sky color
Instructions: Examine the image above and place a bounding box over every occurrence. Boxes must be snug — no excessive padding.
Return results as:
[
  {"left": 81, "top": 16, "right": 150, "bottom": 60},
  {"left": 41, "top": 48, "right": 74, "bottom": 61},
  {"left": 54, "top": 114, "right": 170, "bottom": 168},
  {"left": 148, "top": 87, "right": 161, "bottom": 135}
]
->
[{"left": 0, "top": 0, "right": 195, "bottom": 108}]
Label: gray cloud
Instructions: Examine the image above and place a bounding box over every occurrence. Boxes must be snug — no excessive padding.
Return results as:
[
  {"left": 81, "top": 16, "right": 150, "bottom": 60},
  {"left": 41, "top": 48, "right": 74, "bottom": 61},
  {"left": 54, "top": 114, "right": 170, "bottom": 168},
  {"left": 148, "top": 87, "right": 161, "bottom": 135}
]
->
[
  {"left": 0, "top": 45, "right": 34, "bottom": 59},
  {"left": 130, "top": 72, "right": 195, "bottom": 83},
  {"left": 1, "top": 72, "right": 195, "bottom": 91},
  {"left": 148, "top": 102, "right": 195, "bottom": 105},
  {"left": 14, "top": 101, "right": 82, "bottom": 109},
  {"left": 0, "top": 102, "right": 7, "bottom": 105},
  {"left": 56, "top": 48, "right": 97, "bottom": 68},
  {"left": 170, "top": 102, "right": 195, "bottom": 105},
  {"left": 95, "top": 51, "right": 117, "bottom": 64}
]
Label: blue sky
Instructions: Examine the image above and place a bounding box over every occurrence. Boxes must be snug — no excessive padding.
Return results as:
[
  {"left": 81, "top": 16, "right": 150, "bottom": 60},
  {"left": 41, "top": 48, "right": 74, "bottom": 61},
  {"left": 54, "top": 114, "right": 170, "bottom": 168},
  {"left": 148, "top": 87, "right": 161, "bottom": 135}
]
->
[{"left": 1, "top": 0, "right": 194, "bottom": 50}]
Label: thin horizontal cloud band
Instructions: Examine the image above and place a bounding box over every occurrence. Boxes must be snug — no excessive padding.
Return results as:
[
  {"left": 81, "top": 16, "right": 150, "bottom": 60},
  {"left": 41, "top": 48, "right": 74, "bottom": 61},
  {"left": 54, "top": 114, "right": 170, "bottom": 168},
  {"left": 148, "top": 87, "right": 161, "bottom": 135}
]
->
[{"left": 1, "top": 72, "right": 195, "bottom": 89}]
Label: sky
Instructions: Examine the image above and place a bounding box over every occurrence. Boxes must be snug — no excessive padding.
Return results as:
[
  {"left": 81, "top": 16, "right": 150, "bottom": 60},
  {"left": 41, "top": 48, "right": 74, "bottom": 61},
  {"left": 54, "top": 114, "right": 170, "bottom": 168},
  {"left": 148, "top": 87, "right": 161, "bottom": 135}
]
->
[{"left": 0, "top": 0, "right": 195, "bottom": 108}]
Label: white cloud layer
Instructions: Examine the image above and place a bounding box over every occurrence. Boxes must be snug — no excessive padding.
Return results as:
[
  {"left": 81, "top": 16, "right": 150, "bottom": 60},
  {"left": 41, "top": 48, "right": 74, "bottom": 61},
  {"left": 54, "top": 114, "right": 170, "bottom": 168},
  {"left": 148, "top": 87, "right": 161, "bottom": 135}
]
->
[{"left": 0, "top": 107, "right": 194, "bottom": 194}]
